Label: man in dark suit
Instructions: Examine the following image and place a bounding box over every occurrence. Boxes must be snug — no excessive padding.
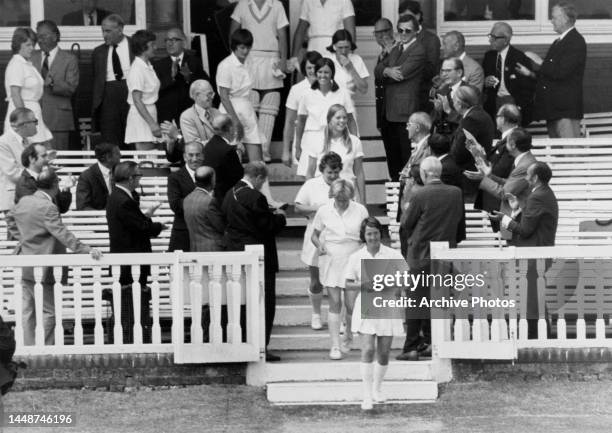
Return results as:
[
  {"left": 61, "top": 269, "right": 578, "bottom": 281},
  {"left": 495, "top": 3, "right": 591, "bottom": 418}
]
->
[
  {"left": 76, "top": 142, "right": 121, "bottom": 210},
  {"left": 450, "top": 85, "right": 496, "bottom": 201},
  {"left": 167, "top": 141, "right": 203, "bottom": 252},
  {"left": 220, "top": 162, "right": 286, "bottom": 361},
  {"left": 397, "top": 157, "right": 463, "bottom": 361},
  {"left": 373, "top": 18, "right": 396, "bottom": 134},
  {"left": 399, "top": 1, "right": 441, "bottom": 112},
  {"left": 7, "top": 168, "right": 101, "bottom": 345},
  {"left": 518, "top": 2, "right": 586, "bottom": 138},
  {"left": 374, "top": 14, "right": 425, "bottom": 181},
  {"left": 153, "top": 28, "right": 209, "bottom": 124},
  {"left": 61, "top": 0, "right": 110, "bottom": 26},
  {"left": 492, "top": 162, "right": 559, "bottom": 338},
  {"left": 431, "top": 58, "right": 469, "bottom": 135},
  {"left": 203, "top": 114, "right": 244, "bottom": 201},
  {"left": 32, "top": 20, "right": 79, "bottom": 150},
  {"left": 482, "top": 22, "right": 536, "bottom": 126},
  {"left": 91, "top": 14, "right": 133, "bottom": 148},
  {"left": 15, "top": 144, "right": 72, "bottom": 213},
  {"left": 106, "top": 161, "right": 166, "bottom": 343}
]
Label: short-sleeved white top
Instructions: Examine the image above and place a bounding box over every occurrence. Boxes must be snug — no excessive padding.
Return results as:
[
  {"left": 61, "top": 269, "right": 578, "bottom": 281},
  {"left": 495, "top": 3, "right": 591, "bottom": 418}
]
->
[
  {"left": 126, "top": 56, "right": 160, "bottom": 105},
  {"left": 286, "top": 78, "right": 312, "bottom": 111},
  {"left": 345, "top": 245, "right": 405, "bottom": 282},
  {"left": 294, "top": 175, "right": 331, "bottom": 209},
  {"left": 300, "top": 0, "right": 355, "bottom": 47},
  {"left": 309, "top": 134, "right": 364, "bottom": 181},
  {"left": 298, "top": 87, "right": 354, "bottom": 131},
  {"left": 325, "top": 53, "right": 369, "bottom": 95},
  {"left": 4, "top": 54, "right": 43, "bottom": 103},
  {"left": 231, "top": 0, "right": 289, "bottom": 53},
  {"left": 313, "top": 199, "right": 369, "bottom": 244},
  {"left": 216, "top": 53, "right": 253, "bottom": 99}
]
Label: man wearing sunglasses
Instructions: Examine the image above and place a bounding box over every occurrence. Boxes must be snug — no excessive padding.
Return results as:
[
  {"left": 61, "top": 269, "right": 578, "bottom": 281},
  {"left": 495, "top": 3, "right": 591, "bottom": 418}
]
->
[{"left": 374, "top": 15, "right": 426, "bottom": 182}]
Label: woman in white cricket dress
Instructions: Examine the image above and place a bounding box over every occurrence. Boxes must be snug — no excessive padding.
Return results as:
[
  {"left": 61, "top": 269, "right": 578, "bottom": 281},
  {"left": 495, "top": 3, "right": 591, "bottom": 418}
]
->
[
  {"left": 345, "top": 217, "right": 405, "bottom": 410},
  {"left": 325, "top": 30, "right": 369, "bottom": 107},
  {"left": 294, "top": 151, "right": 342, "bottom": 330}
]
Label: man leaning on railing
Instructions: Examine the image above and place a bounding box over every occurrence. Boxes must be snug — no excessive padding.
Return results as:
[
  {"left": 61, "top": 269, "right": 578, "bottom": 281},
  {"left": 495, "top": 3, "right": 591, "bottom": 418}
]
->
[{"left": 6, "top": 167, "right": 102, "bottom": 346}]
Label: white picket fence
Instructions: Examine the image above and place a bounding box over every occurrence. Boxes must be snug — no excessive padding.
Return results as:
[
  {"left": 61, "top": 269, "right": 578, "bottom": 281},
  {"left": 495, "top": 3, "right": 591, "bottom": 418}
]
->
[{"left": 0, "top": 247, "right": 265, "bottom": 363}]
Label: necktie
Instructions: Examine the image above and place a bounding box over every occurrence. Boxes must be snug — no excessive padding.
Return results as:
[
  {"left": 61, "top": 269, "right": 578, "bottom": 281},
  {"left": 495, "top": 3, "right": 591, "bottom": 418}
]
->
[
  {"left": 112, "top": 44, "right": 123, "bottom": 80},
  {"left": 22, "top": 137, "right": 28, "bottom": 147},
  {"left": 204, "top": 110, "right": 211, "bottom": 122},
  {"left": 495, "top": 53, "right": 502, "bottom": 81},
  {"left": 41, "top": 52, "right": 49, "bottom": 80},
  {"left": 171, "top": 57, "right": 180, "bottom": 79},
  {"left": 88, "top": 12, "right": 94, "bottom": 25}
]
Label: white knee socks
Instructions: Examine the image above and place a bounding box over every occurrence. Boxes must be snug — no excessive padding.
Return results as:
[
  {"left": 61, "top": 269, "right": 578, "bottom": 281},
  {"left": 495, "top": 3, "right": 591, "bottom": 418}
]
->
[
  {"left": 360, "top": 362, "right": 374, "bottom": 410},
  {"left": 372, "top": 362, "right": 388, "bottom": 403},
  {"left": 328, "top": 312, "right": 341, "bottom": 349}
]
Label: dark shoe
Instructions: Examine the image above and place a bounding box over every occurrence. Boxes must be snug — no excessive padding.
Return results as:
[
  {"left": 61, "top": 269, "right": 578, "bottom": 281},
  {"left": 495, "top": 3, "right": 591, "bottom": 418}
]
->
[
  {"left": 395, "top": 350, "right": 419, "bottom": 361},
  {"left": 418, "top": 344, "right": 432, "bottom": 357},
  {"left": 265, "top": 352, "right": 281, "bottom": 362}
]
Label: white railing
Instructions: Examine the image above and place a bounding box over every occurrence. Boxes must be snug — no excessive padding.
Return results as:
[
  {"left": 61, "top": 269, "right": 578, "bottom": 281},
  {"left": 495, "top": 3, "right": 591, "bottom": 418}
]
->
[
  {"left": 0, "top": 247, "right": 265, "bottom": 363},
  {"left": 430, "top": 243, "right": 612, "bottom": 360}
]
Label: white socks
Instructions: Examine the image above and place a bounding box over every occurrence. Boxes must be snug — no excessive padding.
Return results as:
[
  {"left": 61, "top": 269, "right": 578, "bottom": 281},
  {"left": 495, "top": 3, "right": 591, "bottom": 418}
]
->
[
  {"left": 328, "top": 312, "right": 341, "bottom": 349},
  {"left": 373, "top": 362, "right": 388, "bottom": 403},
  {"left": 360, "top": 362, "right": 374, "bottom": 410}
]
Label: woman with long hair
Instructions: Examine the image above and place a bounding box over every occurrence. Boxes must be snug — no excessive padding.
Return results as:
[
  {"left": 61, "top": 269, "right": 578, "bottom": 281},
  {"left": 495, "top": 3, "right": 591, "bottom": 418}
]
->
[{"left": 306, "top": 104, "right": 365, "bottom": 204}]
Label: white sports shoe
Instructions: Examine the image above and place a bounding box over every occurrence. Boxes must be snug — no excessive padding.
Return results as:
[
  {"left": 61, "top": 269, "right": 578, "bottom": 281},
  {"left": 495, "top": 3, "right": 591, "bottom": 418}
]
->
[
  {"left": 311, "top": 314, "right": 323, "bottom": 330},
  {"left": 361, "top": 398, "right": 373, "bottom": 410},
  {"left": 372, "top": 389, "right": 386, "bottom": 403},
  {"left": 329, "top": 346, "right": 343, "bottom": 360}
]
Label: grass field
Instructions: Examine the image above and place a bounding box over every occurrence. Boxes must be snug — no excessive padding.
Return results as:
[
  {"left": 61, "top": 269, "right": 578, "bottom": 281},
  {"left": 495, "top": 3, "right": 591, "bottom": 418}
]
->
[{"left": 1, "top": 379, "right": 611, "bottom": 433}]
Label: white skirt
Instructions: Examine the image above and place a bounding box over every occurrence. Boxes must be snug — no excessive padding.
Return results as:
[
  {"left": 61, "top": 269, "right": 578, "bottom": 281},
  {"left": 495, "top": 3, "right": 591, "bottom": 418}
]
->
[
  {"left": 318, "top": 240, "right": 361, "bottom": 288},
  {"left": 301, "top": 220, "right": 322, "bottom": 267},
  {"left": 220, "top": 96, "right": 260, "bottom": 144},
  {"left": 125, "top": 104, "right": 160, "bottom": 144},
  {"left": 351, "top": 293, "right": 405, "bottom": 336},
  {"left": 297, "top": 129, "right": 323, "bottom": 177},
  {"left": 5, "top": 99, "right": 52, "bottom": 143}
]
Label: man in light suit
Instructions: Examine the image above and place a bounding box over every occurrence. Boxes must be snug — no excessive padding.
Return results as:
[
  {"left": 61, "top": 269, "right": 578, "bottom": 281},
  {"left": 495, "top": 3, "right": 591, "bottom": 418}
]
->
[
  {"left": 441, "top": 31, "right": 484, "bottom": 91},
  {"left": 154, "top": 28, "right": 209, "bottom": 125},
  {"left": 0, "top": 108, "right": 38, "bottom": 213},
  {"left": 7, "top": 168, "right": 102, "bottom": 345},
  {"left": 91, "top": 14, "right": 133, "bottom": 148},
  {"left": 32, "top": 20, "right": 79, "bottom": 150},
  {"left": 61, "top": 0, "right": 110, "bottom": 26},
  {"left": 178, "top": 79, "right": 221, "bottom": 144},
  {"left": 76, "top": 142, "right": 121, "bottom": 210},
  {"left": 374, "top": 14, "right": 426, "bottom": 182},
  {"left": 183, "top": 166, "right": 224, "bottom": 252},
  {"left": 397, "top": 157, "right": 463, "bottom": 361}
]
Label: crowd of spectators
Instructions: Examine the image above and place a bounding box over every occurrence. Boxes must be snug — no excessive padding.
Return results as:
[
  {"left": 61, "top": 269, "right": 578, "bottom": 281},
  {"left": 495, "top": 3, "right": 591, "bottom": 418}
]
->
[{"left": 0, "top": 0, "right": 581, "bottom": 410}]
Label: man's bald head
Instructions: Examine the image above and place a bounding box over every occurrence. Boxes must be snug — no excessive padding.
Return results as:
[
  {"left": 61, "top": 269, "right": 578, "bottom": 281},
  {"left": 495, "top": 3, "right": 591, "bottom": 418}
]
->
[
  {"left": 212, "top": 113, "right": 234, "bottom": 137},
  {"left": 420, "top": 156, "right": 442, "bottom": 183},
  {"left": 194, "top": 165, "right": 215, "bottom": 190}
]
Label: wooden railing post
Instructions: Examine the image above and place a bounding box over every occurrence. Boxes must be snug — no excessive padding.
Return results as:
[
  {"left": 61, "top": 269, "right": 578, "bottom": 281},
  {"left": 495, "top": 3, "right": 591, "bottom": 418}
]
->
[
  {"left": 111, "top": 265, "right": 123, "bottom": 345},
  {"left": 33, "top": 267, "right": 45, "bottom": 346},
  {"left": 131, "top": 266, "right": 143, "bottom": 345},
  {"left": 73, "top": 266, "right": 83, "bottom": 346},
  {"left": 13, "top": 268, "right": 24, "bottom": 347},
  {"left": 226, "top": 264, "right": 242, "bottom": 344},
  {"left": 93, "top": 266, "right": 104, "bottom": 345},
  {"left": 151, "top": 265, "right": 162, "bottom": 345},
  {"left": 53, "top": 266, "right": 64, "bottom": 346}
]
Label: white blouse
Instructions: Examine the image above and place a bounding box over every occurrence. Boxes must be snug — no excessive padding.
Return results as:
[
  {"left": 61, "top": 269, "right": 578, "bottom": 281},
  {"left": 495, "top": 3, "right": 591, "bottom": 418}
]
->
[
  {"left": 127, "top": 56, "right": 160, "bottom": 105},
  {"left": 216, "top": 53, "right": 253, "bottom": 99},
  {"left": 313, "top": 200, "right": 369, "bottom": 244},
  {"left": 4, "top": 54, "right": 43, "bottom": 103},
  {"left": 298, "top": 87, "right": 354, "bottom": 131}
]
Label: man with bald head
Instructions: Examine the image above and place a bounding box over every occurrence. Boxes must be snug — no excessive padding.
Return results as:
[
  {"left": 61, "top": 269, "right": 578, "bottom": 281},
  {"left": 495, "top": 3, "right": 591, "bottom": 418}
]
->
[
  {"left": 441, "top": 31, "right": 484, "bottom": 91},
  {"left": 154, "top": 27, "right": 209, "bottom": 124},
  {"left": 179, "top": 79, "right": 220, "bottom": 143},
  {"left": 167, "top": 141, "right": 204, "bottom": 252},
  {"left": 397, "top": 156, "right": 463, "bottom": 361},
  {"left": 202, "top": 114, "right": 244, "bottom": 200},
  {"left": 482, "top": 22, "right": 535, "bottom": 126}
]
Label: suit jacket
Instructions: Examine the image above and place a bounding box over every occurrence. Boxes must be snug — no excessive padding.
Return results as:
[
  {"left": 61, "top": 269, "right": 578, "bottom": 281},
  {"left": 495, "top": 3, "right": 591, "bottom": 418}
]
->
[
  {"left": 31, "top": 48, "right": 79, "bottom": 131},
  {"left": 202, "top": 135, "right": 244, "bottom": 200},
  {"left": 61, "top": 8, "right": 110, "bottom": 25},
  {"left": 474, "top": 135, "right": 515, "bottom": 213},
  {"left": 374, "top": 43, "right": 396, "bottom": 129},
  {"left": 15, "top": 170, "right": 72, "bottom": 213},
  {"left": 180, "top": 105, "right": 221, "bottom": 144},
  {"left": 91, "top": 37, "right": 134, "bottom": 129},
  {"left": 482, "top": 46, "right": 536, "bottom": 126},
  {"left": 183, "top": 188, "right": 224, "bottom": 251},
  {"left": 167, "top": 167, "right": 196, "bottom": 234},
  {"left": 440, "top": 154, "right": 466, "bottom": 243},
  {"left": 461, "top": 54, "right": 485, "bottom": 91},
  {"left": 7, "top": 190, "right": 90, "bottom": 283},
  {"left": 374, "top": 40, "right": 426, "bottom": 123},
  {"left": 221, "top": 180, "right": 286, "bottom": 273},
  {"left": 507, "top": 185, "right": 558, "bottom": 247},
  {"left": 106, "top": 187, "right": 163, "bottom": 286},
  {"left": 0, "top": 131, "right": 26, "bottom": 210},
  {"left": 534, "top": 28, "right": 586, "bottom": 121},
  {"left": 401, "top": 180, "right": 463, "bottom": 270},
  {"left": 76, "top": 163, "right": 110, "bottom": 210},
  {"left": 451, "top": 105, "right": 495, "bottom": 173},
  {"left": 153, "top": 51, "right": 209, "bottom": 124},
  {"left": 417, "top": 28, "right": 441, "bottom": 111}
]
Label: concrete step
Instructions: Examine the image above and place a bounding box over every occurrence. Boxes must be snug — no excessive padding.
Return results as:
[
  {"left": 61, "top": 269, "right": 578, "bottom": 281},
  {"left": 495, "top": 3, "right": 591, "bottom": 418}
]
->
[
  {"left": 267, "top": 380, "right": 437, "bottom": 405},
  {"left": 268, "top": 325, "right": 408, "bottom": 351},
  {"left": 275, "top": 296, "right": 328, "bottom": 327},
  {"left": 276, "top": 270, "right": 310, "bottom": 296}
]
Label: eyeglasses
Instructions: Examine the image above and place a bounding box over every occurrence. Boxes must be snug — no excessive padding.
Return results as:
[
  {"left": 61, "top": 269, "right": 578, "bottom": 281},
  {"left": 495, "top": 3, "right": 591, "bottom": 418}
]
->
[
  {"left": 440, "top": 68, "right": 458, "bottom": 73},
  {"left": 131, "top": 173, "right": 143, "bottom": 178},
  {"left": 488, "top": 34, "right": 506, "bottom": 40},
  {"left": 397, "top": 28, "right": 414, "bottom": 34},
  {"left": 165, "top": 37, "right": 184, "bottom": 43},
  {"left": 18, "top": 119, "right": 38, "bottom": 126},
  {"left": 373, "top": 28, "right": 392, "bottom": 35}
]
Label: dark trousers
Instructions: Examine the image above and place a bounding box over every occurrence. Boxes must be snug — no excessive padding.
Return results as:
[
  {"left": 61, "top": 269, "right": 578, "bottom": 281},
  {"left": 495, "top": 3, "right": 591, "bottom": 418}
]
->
[
  {"left": 99, "top": 80, "right": 130, "bottom": 149},
  {"left": 120, "top": 285, "right": 152, "bottom": 344},
  {"left": 168, "top": 228, "right": 190, "bottom": 252},
  {"left": 403, "top": 265, "right": 431, "bottom": 352},
  {"left": 526, "top": 259, "right": 551, "bottom": 339},
  {"left": 380, "top": 118, "right": 412, "bottom": 181}
]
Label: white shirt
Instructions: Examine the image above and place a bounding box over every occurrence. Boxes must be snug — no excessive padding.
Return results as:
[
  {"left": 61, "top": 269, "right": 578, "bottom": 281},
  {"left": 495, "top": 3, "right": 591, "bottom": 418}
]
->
[
  {"left": 25, "top": 168, "right": 39, "bottom": 179},
  {"left": 286, "top": 78, "right": 312, "bottom": 111},
  {"left": 126, "top": 56, "right": 160, "bottom": 105},
  {"left": 294, "top": 175, "right": 331, "bottom": 215},
  {"left": 450, "top": 79, "right": 463, "bottom": 102},
  {"left": 106, "top": 36, "right": 131, "bottom": 82},
  {"left": 345, "top": 244, "right": 404, "bottom": 282},
  {"left": 308, "top": 134, "right": 364, "bottom": 182},
  {"left": 97, "top": 161, "right": 111, "bottom": 191},
  {"left": 171, "top": 53, "right": 184, "bottom": 66},
  {"left": 5, "top": 54, "right": 44, "bottom": 103},
  {"left": 40, "top": 46, "right": 59, "bottom": 69},
  {"left": 313, "top": 200, "right": 368, "bottom": 244},
  {"left": 298, "top": 87, "right": 355, "bottom": 131},
  {"left": 501, "top": 126, "right": 516, "bottom": 141},
  {"left": 185, "top": 165, "right": 196, "bottom": 183},
  {"left": 231, "top": 0, "right": 289, "bottom": 52},
  {"left": 300, "top": 0, "right": 355, "bottom": 52},
  {"left": 326, "top": 53, "right": 369, "bottom": 95},
  {"left": 497, "top": 45, "right": 511, "bottom": 97},
  {"left": 437, "top": 153, "right": 449, "bottom": 161},
  {"left": 116, "top": 184, "right": 133, "bottom": 200},
  {"left": 240, "top": 177, "right": 255, "bottom": 189},
  {"left": 401, "top": 38, "right": 417, "bottom": 52},
  {"left": 216, "top": 53, "right": 253, "bottom": 98}
]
